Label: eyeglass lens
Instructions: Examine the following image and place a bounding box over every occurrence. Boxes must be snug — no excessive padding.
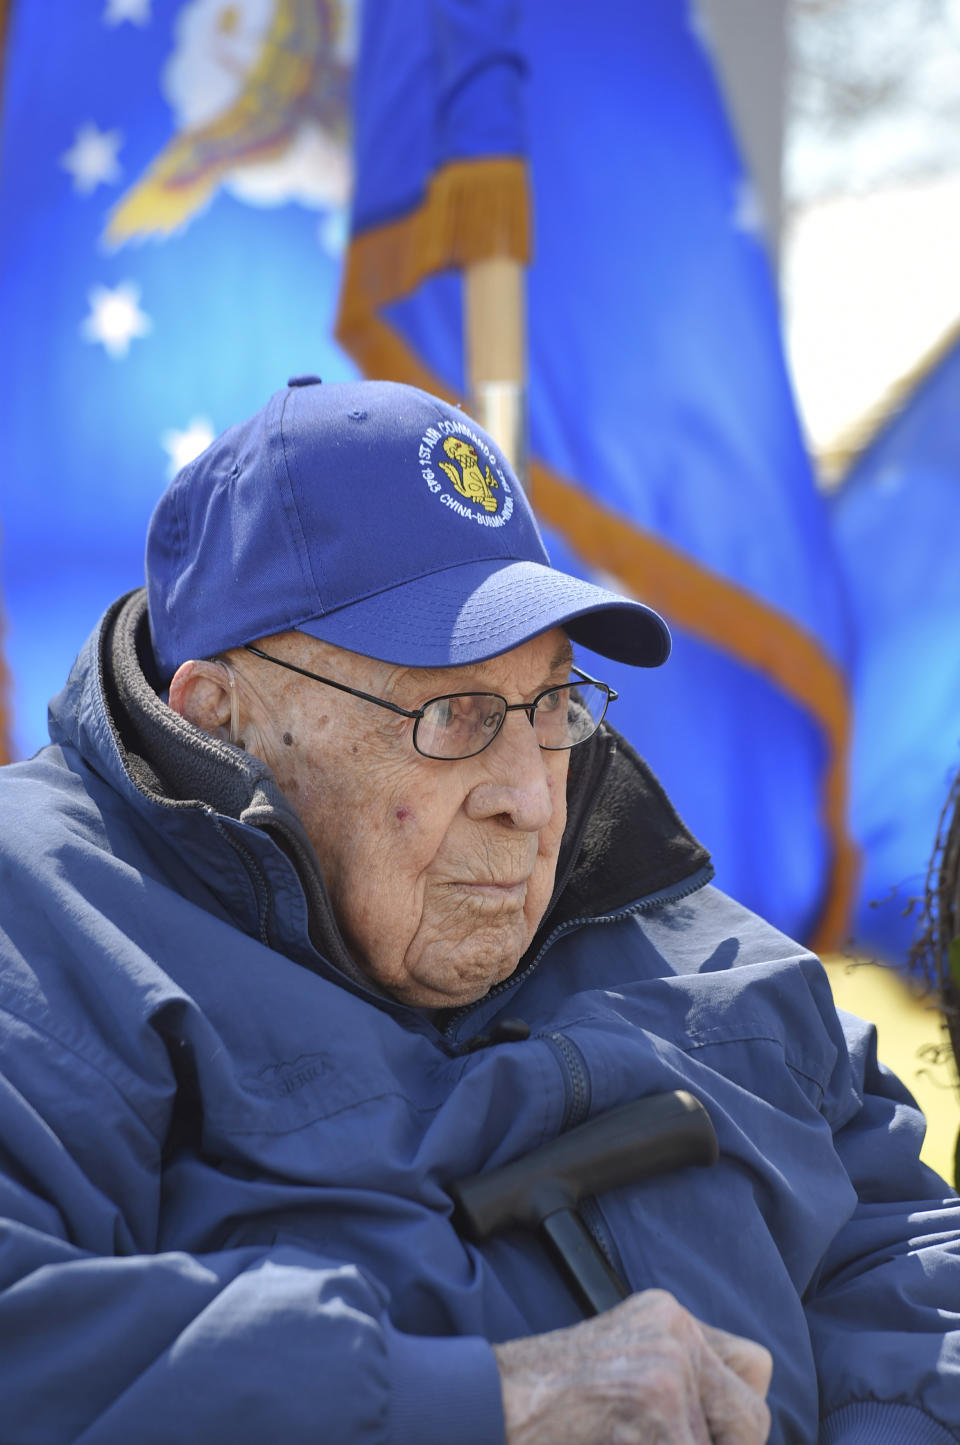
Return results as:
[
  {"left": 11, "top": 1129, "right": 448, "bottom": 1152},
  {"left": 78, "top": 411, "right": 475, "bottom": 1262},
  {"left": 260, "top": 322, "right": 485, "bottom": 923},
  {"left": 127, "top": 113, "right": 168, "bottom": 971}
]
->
[{"left": 414, "top": 682, "right": 610, "bottom": 760}]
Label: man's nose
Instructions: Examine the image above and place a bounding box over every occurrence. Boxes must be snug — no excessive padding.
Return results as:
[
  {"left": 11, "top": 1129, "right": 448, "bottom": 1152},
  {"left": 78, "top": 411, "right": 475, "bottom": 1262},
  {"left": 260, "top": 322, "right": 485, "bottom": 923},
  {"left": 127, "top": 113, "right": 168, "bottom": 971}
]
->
[{"left": 463, "top": 709, "right": 555, "bottom": 831}]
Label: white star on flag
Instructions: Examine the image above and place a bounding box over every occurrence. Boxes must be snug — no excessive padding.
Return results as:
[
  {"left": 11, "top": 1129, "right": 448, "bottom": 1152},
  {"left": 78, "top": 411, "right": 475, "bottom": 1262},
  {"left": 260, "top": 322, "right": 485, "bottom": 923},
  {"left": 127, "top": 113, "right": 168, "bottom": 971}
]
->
[
  {"left": 161, "top": 419, "right": 216, "bottom": 476},
  {"left": 81, "top": 282, "right": 152, "bottom": 359},
  {"left": 61, "top": 123, "right": 123, "bottom": 195},
  {"left": 103, "top": 0, "right": 151, "bottom": 26}
]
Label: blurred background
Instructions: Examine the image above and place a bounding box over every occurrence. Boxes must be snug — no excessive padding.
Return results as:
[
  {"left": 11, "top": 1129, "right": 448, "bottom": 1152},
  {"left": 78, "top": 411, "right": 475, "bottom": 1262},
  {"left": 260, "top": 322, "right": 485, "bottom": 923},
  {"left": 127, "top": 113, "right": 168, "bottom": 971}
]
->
[{"left": 2, "top": 0, "right": 959, "bottom": 1171}]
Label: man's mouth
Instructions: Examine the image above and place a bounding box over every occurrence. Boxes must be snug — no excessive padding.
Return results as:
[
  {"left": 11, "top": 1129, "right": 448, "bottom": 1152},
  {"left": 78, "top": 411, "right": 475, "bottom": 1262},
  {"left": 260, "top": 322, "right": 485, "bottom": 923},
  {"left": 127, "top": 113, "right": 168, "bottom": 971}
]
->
[{"left": 456, "top": 879, "right": 528, "bottom": 903}]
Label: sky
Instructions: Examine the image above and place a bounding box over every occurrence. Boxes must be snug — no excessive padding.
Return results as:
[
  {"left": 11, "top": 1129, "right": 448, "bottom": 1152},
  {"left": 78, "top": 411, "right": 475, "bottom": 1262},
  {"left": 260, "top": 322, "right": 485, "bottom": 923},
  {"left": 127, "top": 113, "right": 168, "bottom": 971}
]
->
[{"left": 781, "top": 0, "right": 960, "bottom": 464}]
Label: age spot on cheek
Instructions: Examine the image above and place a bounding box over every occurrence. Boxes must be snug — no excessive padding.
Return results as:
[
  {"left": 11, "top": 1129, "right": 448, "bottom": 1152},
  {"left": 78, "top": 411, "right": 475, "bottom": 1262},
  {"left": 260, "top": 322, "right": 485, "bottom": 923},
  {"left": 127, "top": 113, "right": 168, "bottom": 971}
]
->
[
  {"left": 282, "top": 732, "right": 294, "bottom": 747},
  {"left": 395, "top": 806, "right": 414, "bottom": 823}
]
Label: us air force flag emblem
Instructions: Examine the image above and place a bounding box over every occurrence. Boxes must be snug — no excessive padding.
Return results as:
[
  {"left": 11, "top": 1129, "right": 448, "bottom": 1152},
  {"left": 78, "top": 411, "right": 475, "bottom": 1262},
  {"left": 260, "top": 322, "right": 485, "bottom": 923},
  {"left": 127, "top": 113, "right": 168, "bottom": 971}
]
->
[{"left": 418, "top": 419, "right": 514, "bottom": 528}]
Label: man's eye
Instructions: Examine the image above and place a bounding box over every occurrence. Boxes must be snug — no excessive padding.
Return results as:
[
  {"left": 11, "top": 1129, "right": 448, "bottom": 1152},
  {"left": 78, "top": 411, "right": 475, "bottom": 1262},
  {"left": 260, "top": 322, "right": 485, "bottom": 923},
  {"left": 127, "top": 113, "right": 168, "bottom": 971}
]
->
[{"left": 538, "top": 688, "right": 564, "bottom": 714}]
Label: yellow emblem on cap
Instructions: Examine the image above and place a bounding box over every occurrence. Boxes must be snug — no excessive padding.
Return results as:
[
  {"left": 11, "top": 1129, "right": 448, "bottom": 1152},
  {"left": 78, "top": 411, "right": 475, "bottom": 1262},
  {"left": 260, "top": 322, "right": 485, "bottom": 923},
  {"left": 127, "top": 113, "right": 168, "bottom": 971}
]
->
[{"left": 438, "top": 438, "right": 500, "bottom": 514}]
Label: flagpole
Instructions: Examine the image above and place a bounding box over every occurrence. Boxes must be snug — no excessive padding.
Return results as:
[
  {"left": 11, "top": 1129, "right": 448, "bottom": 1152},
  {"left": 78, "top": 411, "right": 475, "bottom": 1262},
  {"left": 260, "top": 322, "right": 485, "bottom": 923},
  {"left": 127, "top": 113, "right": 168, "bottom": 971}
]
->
[{"left": 465, "top": 255, "right": 530, "bottom": 497}]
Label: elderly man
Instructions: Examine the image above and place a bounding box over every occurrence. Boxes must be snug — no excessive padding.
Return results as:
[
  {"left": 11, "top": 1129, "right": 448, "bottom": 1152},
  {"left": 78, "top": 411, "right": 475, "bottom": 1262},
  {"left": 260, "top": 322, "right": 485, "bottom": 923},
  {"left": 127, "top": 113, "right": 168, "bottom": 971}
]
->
[{"left": 0, "top": 378, "right": 957, "bottom": 1445}]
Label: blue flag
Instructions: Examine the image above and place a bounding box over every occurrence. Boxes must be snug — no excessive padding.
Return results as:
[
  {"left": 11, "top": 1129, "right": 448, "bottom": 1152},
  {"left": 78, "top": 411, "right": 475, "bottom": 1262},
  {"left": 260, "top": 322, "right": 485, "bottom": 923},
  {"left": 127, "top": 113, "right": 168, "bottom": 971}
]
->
[
  {"left": 831, "top": 324, "right": 960, "bottom": 962},
  {"left": 0, "top": 0, "right": 359, "bottom": 758},
  {"left": 338, "top": 0, "right": 854, "bottom": 947}
]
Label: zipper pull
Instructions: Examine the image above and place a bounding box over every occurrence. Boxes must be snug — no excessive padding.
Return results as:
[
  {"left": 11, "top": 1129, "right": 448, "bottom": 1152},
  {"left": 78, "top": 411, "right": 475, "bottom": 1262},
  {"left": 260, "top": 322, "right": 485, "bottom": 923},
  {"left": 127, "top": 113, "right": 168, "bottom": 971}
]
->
[{"left": 460, "top": 1017, "right": 531, "bottom": 1053}]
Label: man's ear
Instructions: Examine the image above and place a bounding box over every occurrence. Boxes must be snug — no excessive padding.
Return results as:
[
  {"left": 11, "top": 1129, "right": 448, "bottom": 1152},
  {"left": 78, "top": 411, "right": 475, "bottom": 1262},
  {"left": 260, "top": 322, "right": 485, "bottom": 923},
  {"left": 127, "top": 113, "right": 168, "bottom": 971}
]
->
[{"left": 168, "top": 660, "right": 235, "bottom": 740}]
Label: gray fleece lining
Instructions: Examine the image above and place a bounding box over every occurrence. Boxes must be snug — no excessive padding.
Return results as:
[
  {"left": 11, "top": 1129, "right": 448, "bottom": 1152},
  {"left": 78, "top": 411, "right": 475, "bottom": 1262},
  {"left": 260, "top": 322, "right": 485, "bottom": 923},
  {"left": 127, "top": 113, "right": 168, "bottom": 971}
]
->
[{"left": 106, "top": 592, "right": 371, "bottom": 989}]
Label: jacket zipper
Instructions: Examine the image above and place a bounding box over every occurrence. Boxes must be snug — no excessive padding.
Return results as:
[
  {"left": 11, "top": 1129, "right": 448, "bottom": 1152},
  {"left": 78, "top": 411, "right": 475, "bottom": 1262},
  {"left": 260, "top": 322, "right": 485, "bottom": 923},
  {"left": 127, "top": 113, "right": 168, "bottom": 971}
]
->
[
  {"left": 579, "top": 1196, "right": 629, "bottom": 1283},
  {"left": 545, "top": 1032, "right": 591, "bottom": 1131},
  {"left": 542, "top": 1031, "right": 629, "bottom": 1284},
  {"left": 210, "top": 814, "right": 272, "bottom": 946}
]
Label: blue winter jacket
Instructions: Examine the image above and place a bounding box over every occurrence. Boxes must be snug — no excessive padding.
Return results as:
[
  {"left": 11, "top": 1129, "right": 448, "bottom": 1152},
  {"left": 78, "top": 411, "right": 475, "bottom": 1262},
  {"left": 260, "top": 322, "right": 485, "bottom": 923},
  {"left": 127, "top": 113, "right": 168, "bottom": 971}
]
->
[{"left": 0, "top": 592, "right": 959, "bottom": 1445}]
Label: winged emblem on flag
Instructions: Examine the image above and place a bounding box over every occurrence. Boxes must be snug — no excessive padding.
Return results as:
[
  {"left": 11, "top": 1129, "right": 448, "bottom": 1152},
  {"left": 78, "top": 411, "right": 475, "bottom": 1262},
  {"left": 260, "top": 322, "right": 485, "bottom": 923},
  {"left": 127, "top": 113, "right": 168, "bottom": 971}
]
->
[{"left": 107, "top": 0, "right": 352, "bottom": 244}]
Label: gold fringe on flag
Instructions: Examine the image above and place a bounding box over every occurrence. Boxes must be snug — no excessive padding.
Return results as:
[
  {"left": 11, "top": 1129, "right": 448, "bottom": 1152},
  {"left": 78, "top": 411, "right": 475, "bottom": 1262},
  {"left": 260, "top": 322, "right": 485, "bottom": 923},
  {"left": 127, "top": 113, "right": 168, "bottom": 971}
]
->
[{"left": 337, "top": 157, "right": 530, "bottom": 383}]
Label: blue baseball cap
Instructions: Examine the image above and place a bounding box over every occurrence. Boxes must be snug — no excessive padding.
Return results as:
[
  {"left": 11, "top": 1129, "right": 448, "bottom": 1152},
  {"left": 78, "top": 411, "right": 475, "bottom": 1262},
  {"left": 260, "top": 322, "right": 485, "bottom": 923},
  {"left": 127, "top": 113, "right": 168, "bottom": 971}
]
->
[{"left": 146, "top": 378, "right": 671, "bottom": 680}]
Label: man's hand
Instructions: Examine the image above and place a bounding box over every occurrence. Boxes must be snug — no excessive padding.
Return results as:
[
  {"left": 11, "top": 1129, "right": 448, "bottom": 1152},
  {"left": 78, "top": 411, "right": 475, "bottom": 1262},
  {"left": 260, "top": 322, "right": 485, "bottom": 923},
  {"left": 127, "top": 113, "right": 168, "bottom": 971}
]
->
[{"left": 493, "top": 1289, "right": 772, "bottom": 1445}]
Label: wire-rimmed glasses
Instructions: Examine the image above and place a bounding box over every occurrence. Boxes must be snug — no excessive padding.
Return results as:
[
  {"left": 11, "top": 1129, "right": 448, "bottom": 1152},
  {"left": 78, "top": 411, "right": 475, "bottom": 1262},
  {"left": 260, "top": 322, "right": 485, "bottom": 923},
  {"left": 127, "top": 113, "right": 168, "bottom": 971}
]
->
[{"left": 243, "top": 645, "right": 617, "bottom": 761}]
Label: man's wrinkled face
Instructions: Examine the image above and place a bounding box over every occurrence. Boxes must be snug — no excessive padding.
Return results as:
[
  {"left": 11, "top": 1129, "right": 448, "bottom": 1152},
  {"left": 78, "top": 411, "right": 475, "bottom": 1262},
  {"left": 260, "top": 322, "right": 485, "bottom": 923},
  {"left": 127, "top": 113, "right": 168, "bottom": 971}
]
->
[{"left": 244, "top": 629, "right": 571, "bottom": 1008}]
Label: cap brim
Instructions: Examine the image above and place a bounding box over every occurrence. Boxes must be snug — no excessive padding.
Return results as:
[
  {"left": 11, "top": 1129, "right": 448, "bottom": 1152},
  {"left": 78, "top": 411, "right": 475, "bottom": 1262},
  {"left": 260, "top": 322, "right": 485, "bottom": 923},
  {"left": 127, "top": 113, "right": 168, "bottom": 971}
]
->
[{"left": 292, "top": 559, "right": 671, "bottom": 668}]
